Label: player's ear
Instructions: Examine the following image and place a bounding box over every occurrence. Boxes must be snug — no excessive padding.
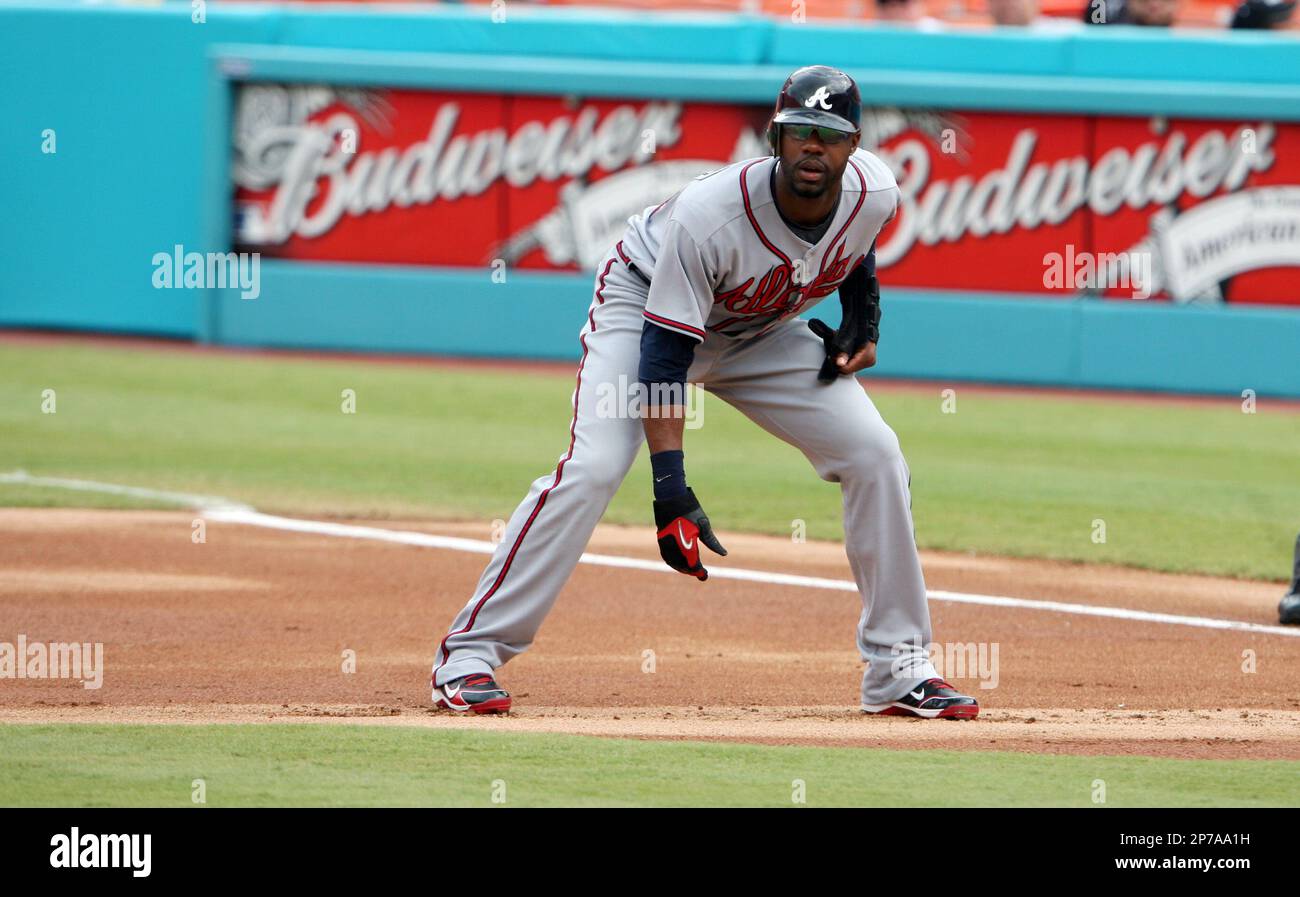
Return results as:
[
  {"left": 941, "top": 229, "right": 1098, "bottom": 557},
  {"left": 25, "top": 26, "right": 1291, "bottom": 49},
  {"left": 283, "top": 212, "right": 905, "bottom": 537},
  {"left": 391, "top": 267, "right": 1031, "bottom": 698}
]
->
[{"left": 850, "top": 131, "right": 861, "bottom": 153}]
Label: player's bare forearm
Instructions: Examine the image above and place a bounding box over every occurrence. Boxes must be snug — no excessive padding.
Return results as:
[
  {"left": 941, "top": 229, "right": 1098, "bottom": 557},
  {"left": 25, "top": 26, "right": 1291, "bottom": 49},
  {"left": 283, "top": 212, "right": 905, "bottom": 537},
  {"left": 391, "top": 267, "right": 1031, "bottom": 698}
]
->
[{"left": 643, "top": 406, "right": 686, "bottom": 453}]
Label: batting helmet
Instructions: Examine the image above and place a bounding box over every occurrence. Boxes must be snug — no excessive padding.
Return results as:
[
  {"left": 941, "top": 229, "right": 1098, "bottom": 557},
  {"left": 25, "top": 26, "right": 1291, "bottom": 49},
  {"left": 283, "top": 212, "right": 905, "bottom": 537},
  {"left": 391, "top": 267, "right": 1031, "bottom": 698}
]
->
[{"left": 766, "top": 65, "right": 861, "bottom": 153}]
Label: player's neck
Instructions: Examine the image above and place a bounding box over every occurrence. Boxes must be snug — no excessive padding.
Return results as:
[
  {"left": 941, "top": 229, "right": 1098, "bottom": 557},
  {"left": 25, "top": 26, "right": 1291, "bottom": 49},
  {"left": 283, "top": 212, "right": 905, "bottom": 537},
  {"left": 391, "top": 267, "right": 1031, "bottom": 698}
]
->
[{"left": 771, "top": 161, "right": 841, "bottom": 226}]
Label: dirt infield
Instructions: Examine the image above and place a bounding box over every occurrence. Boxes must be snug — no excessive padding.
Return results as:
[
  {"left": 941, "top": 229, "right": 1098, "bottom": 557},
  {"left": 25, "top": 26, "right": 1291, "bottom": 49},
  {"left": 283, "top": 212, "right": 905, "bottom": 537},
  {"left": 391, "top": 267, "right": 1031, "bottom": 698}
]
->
[{"left": 1, "top": 508, "right": 1297, "bottom": 759}]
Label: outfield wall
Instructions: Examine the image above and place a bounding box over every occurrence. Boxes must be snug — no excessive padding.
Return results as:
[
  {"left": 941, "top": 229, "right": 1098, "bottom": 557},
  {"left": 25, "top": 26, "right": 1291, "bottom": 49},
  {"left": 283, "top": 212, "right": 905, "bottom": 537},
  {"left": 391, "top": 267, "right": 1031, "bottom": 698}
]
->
[{"left": 3, "top": 2, "right": 1299, "bottom": 396}]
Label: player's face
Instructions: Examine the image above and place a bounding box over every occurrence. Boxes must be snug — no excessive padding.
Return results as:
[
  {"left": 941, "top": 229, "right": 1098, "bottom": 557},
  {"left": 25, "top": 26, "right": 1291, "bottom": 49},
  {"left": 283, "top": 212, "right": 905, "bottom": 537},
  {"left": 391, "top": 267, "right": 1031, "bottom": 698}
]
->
[{"left": 778, "top": 125, "right": 861, "bottom": 198}]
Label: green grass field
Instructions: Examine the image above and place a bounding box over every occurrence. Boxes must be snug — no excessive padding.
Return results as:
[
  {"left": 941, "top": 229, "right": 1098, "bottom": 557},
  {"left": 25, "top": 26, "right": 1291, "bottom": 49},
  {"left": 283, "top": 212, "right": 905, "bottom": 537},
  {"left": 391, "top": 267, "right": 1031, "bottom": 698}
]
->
[
  {"left": 2, "top": 341, "right": 1296, "bottom": 579},
  {"left": 3, "top": 340, "right": 1298, "bottom": 808},
  {"left": 1, "top": 725, "right": 1294, "bottom": 808}
]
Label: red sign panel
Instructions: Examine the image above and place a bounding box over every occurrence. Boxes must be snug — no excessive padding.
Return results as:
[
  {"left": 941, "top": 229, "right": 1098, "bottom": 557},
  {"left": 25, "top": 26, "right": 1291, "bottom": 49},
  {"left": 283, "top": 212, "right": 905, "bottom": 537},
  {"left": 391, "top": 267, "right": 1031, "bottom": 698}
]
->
[{"left": 232, "top": 85, "right": 1300, "bottom": 307}]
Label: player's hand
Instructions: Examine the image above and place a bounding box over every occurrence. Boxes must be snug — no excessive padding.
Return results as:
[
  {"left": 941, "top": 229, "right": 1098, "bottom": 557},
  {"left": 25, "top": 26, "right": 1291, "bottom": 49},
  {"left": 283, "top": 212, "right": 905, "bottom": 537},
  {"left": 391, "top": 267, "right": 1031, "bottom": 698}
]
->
[
  {"left": 653, "top": 487, "right": 727, "bottom": 581},
  {"left": 836, "top": 341, "right": 877, "bottom": 374},
  {"left": 809, "top": 318, "right": 876, "bottom": 382}
]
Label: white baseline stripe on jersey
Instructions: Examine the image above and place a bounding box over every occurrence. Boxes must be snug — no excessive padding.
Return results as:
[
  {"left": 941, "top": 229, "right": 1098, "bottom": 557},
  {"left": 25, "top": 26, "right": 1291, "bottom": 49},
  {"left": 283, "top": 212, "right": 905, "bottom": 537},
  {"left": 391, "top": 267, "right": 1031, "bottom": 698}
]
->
[{"left": 5, "top": 470, "right": 1297, "bottom": 639}]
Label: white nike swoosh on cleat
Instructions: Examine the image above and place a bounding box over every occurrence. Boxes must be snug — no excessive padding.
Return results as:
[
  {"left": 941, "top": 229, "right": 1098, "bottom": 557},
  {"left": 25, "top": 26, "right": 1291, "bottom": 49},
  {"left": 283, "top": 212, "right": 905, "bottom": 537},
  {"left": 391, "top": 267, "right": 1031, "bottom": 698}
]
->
[{"left": 909, "top": 689, "right": 926, "bottom": 701}]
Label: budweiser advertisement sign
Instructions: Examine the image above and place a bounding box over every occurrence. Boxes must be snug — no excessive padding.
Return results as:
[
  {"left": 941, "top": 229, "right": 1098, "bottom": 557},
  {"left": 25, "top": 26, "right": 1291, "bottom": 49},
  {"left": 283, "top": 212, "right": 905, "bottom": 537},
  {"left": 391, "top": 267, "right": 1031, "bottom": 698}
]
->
[{"left": 232, "top": 84, "right": 1300, "bottom": 307}]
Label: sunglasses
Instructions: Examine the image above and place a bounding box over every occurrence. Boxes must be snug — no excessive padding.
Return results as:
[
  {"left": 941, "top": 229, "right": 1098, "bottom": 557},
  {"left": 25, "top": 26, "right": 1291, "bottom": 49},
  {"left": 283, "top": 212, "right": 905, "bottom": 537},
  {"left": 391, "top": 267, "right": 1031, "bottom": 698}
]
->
[{"left": 784, "top": 124, "right": 853, "bottom": 145}]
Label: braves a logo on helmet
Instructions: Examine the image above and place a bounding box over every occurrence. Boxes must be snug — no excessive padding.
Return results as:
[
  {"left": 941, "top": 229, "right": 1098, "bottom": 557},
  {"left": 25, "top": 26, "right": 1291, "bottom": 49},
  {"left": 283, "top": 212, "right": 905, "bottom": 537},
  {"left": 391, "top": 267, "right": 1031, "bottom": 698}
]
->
[{"left": 804, "top": 86, "right": 834, "bottom": 111}]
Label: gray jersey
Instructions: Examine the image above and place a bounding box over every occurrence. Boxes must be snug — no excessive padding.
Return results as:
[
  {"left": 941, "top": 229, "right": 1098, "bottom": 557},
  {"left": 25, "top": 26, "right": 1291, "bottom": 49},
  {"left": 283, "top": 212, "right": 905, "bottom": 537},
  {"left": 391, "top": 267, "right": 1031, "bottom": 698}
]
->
[{"left": 621, "top": 148, "right": 899, "bottom": 341}]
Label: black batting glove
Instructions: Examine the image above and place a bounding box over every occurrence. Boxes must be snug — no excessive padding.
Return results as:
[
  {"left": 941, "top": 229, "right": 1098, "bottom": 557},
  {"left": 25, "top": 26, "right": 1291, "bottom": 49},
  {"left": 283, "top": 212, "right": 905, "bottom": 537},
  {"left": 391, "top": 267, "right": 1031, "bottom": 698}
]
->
[
  {"left": 808, "top": 318, "right": 854, "bottom": 383},
  {"left": 809, "top": 271, "right": 881, "bottom": 383},
  {"left": 653, "top": 487, "right": 728, "bottom": 581}
]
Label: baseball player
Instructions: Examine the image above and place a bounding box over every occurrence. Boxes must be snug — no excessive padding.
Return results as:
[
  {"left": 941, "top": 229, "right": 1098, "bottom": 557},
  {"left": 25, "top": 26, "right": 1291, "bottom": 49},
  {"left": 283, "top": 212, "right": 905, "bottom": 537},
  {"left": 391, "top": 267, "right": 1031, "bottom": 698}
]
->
[
  {"left": 1280, "top": 531, "right": 1300, "bottom": 625},
  {"left": 431, "top": 66, "right": 979, "bottom": 720}
]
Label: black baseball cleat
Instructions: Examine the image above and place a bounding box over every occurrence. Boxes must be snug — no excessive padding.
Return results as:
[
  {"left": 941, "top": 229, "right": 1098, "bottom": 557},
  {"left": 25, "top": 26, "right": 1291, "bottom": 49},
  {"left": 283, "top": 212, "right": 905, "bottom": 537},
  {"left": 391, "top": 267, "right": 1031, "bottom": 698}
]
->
[
  {"left": 1280, "top": 591, "right": 1300, "bottom": 626},
  {"left": 862, "top": 678, "right": 980, "bottom": 720},
  {"left": 432, "top": 673, "right": 512, "bottom": 714}
]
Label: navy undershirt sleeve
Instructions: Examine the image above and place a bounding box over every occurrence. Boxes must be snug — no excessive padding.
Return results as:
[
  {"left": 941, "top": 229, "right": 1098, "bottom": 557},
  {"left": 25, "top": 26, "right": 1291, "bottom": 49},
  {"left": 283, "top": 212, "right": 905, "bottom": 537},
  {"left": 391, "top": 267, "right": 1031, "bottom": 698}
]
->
[
  {"left": 638, "top": 321, "right": 697, "bottom": 399},
  {"left": 640, "top": 322, "right": 696, "bottom": 500}
]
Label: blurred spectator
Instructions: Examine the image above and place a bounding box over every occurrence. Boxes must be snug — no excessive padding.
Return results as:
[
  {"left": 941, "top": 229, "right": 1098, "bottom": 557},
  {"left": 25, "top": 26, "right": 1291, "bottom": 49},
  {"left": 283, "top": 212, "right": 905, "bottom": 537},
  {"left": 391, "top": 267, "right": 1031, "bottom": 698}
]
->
[
  {"left": 989, "top": 0, "right": 1086, "bottom": 26},
  {"left": 1083, "top": 0, "right": 1181, "bottom": 25},
  {"left": 1129, "top": 0, "right": 1183, "bottom": 24},
  {"left": 875, "top": 0, "right": 945, "bottom": 29},
  {"left": 1230, "top": 0, "right": 1297, "bottom": 26},
  {"left": 988, "top": 0, "right": 1040, "bottom": 24}
]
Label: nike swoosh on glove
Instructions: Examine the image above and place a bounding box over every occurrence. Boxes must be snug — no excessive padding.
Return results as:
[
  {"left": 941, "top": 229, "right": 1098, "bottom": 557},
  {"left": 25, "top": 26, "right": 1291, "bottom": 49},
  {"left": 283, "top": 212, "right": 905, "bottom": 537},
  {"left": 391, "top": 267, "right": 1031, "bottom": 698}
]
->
[{"left": 653, "top": 487, "right": 728, "bottom": 581}]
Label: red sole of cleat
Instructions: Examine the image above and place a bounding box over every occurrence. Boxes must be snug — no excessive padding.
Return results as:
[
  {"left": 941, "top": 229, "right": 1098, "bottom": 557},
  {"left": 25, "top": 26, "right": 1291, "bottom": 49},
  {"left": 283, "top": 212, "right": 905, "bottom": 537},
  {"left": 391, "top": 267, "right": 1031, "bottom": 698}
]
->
[
  {"left": 434, "top": 696, "right": 512, "bottom": 714},
  {"left": 872, "top": 706, "right": 912, "bottom": 717},
  {"left": 469, "top": 697, "right": 512, "bottom": 714},
  {"left": 866, "top": 704, "right": 979, "bottom": 720}
]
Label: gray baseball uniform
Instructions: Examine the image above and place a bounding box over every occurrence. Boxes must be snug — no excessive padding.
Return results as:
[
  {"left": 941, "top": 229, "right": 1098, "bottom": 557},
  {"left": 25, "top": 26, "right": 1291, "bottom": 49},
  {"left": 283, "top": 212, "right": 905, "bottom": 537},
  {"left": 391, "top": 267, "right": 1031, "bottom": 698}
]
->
[{"left": 433, "top": 147, "right": 939, "bottom": 707}]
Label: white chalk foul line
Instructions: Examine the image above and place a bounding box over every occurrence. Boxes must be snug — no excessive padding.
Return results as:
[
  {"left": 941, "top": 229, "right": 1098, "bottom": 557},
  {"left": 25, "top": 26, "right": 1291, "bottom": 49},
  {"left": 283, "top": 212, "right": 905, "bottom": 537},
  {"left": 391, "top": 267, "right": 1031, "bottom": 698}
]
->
[
  {"left": 0, "top": 470, "right": 253, "bottom": 513},
  {"left": 6, "top": 470, "right": 1299, "bottom": 638}
]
